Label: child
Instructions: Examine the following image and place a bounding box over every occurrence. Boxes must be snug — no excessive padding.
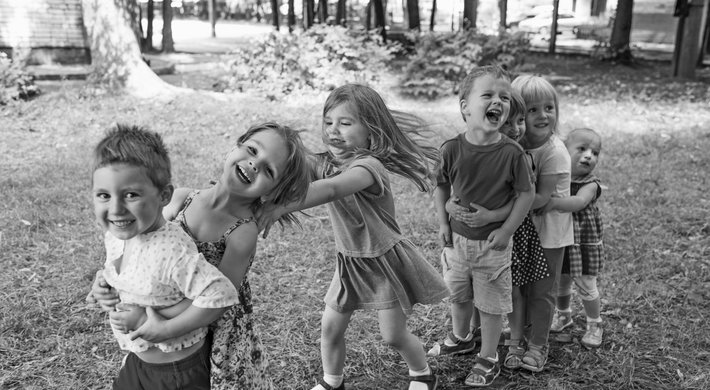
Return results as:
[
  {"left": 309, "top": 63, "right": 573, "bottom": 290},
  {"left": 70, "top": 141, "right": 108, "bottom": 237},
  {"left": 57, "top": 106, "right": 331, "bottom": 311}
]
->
[
  {"left": 90, "top": 122, "right": 312, "bottom": 389},
  {"left": 543, "top": 128, "right": 605, "bottom": 348},
  {"left": 90, "top": 124, "right": 240, "bottom": 389},
  {"left": 435, "top": 65, "right": 534, "bottom": 387},
  {"left": 445, "top": 89, "right": 550, "bottom": 370},
  {"left": 258, "top": 84, "right": 449, "bottom": 390},
  {"left": 512, "top": 74, "right": 574, "bottom": 372}
]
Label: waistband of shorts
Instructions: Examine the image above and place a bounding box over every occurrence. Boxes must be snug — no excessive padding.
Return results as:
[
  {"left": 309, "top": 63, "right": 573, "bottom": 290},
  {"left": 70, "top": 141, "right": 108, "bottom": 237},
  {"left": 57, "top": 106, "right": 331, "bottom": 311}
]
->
[{"left": 135, "top": 339, "right": 209, "bottom": 371}]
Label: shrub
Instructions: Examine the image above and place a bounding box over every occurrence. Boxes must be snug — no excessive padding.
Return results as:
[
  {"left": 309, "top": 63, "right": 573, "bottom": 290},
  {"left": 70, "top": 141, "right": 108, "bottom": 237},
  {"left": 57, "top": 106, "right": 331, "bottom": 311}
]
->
[
  {"left": 398, "top": 30, "right": 529, "bottom": 99},
  {"left": 222, "top": 25, "right": 400, "bottom": 98},
  {"left": 0, "top": 51, "right": 40, "bottom": 104}
]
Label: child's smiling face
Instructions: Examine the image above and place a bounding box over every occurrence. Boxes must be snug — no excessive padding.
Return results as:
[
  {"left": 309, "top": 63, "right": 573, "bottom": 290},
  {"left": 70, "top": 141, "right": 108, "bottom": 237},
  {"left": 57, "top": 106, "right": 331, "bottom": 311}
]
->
[
  {"left": 322, "top": 102, "right": 370, "bottom": 157},
  {"left": 523, "top": 98, "right": 557, "bottom": 147},
  {"left": 460, "top": 74, "right": 512, "bottom": 136},
  {"left": 499, "top": 112, "right": 526, "bottom": 141},
  {"left": 565, "top": 129, "right": 602, "bottom": 178}
]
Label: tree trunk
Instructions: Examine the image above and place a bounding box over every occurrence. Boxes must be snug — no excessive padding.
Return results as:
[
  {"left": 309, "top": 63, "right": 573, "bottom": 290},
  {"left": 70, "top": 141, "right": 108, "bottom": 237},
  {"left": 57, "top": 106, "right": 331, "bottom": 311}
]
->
[
  {"left": 304, "top": 0, "right": 315, "bottom": 28},
  {"left": 271, "top": 0, "right": 280, "bottom": 30},
  {"left": 407, "top": 0, "right": 420, "bottom": 31},
  {"left": 372, "top": 0, "right": 386, "bottom": 40},
  {"left": 549, "top": 0, "right": 560, "bottom": 54},
  {"left": 463, "top": 0, "right": 478, "bottom": 30},
  {"left": 145, "top": 0, "right": 154, "bottom": 52},
  {"left": 208, "top": 0, "right": 216, "bottom": 37},
  {"left": 498, "top": 0, "right": 506, "bottom": 30},
  {"left": 317, "top": 0, "right": 328, "bottom": 23},
  {"left": 288, "top": 0, "right": 295, "bottom": 32},
  {"left": 429, "top": 0, "right": 436, "bottom": 31},
  {"left": 81, "top": 0, "right": 177, "bottom": 98},
  {"left": 672, "top": 0, "right": 705, "bottom": 79},
  {"left": 336, "top": 0, "right": 346, "bottom": 26},
  {"left": 610, "top": 0, "right": 633, "bottom": 62},
  {"left": 162, "top": 0, "right": 174, "bottom": 52}
]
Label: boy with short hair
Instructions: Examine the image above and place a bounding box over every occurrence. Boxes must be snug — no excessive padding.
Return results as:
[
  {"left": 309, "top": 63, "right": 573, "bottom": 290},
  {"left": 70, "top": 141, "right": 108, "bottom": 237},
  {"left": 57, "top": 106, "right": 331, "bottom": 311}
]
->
[
  {"left": 90, "top": 124, "right": 239, "bottom": 390},
  {"left": 435, "top": 66, "right": 534, "bottom": 387}
]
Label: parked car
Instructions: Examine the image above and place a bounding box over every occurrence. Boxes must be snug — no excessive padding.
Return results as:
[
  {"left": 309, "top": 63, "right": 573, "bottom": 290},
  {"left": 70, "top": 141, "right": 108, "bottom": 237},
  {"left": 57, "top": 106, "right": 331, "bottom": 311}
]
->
[{"left": 517, "top": 11, "right": 586, "bottom": 37}]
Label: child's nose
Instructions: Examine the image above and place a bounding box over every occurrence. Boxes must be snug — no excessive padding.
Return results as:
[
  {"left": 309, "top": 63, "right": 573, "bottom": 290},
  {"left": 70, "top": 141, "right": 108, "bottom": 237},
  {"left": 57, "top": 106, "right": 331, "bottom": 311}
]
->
[
  {"left": 109, "top": 199, "right": 125, "bottom": 214},
  {"left": 248, "top": 160, "right": 258, "bottom": 172}
]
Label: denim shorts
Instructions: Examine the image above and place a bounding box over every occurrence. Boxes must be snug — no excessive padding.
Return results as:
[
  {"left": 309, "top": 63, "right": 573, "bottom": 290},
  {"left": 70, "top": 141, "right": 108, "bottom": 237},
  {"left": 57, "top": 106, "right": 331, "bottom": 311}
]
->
[
  {"left": 441, "top": 232, "right": 512, "bottom": 315},
  {"left": 112, "top": 339, "right": 211, "bottom": 390}
]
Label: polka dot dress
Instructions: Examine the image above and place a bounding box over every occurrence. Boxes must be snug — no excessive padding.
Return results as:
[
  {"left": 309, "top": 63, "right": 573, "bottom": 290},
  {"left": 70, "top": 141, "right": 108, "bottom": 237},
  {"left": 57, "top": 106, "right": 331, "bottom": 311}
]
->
[{"left": 511, "top": 215, "right": 550, "bottom": 286}]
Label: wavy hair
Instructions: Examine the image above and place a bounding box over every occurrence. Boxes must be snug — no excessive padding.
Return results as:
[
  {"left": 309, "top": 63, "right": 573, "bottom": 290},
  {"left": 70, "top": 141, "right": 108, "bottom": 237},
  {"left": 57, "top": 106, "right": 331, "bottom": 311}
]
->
[{"left": 321, "top": 84, "right": 439, "bottom": 192}]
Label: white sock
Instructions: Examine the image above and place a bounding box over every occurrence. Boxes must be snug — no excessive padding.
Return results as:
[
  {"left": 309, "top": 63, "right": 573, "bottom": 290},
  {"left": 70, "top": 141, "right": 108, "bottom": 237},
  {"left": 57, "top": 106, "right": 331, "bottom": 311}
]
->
[
  {"left": 587, "top": 316, "right": 602, "bottom": 324},
  {"left": 312, "top": 374, "right": 342, "bottom": 390},
  {"left": 445, "top": 331, "right": 472, "bottom": 346},
  {"left": 408, "top": 365, "right": 432, "bottom": 390}
]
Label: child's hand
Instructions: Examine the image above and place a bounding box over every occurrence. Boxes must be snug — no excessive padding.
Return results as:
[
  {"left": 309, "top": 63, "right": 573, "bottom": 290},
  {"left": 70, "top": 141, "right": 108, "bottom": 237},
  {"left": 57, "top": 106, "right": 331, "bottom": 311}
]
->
[
  {"left": 445, "top": 197, "right": 494, "bottom": 228},
  {"left": 535, "top": 196, "right": 560, "bottom": 215},
  {"left": 438, "top": 224, "right": 452, "bottom": 248},
  {"left": 88, "top": 270, "right": 120, "bottom": 312},
  {"left": 255, "top": 201, "right": 283, "bottom": 239},
  {"left": 487, "top": 228, "right": 512, "bottom": 251},
  {"left": 108, "top": 303, "right": 146, "bottom": 333},
  {"left": 128, "top": 307, "right": 170, "bottom": 343}
]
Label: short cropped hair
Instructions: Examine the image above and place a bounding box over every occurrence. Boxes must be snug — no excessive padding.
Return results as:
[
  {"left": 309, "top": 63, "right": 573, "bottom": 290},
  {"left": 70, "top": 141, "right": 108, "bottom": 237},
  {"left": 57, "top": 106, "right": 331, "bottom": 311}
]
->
[
  {"left": 92, "top": 124, "right": 171, "bottom": 189},
  {"left": 458, "top": 65, "right": 512, "bottom": 121}
]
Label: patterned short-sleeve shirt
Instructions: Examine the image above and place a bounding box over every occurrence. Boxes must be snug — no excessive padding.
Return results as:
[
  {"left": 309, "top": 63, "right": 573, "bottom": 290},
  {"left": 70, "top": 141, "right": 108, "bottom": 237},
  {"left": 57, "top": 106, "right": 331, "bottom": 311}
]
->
[{"left": 102, "top": 221, "right": 239, "bottom": 353}]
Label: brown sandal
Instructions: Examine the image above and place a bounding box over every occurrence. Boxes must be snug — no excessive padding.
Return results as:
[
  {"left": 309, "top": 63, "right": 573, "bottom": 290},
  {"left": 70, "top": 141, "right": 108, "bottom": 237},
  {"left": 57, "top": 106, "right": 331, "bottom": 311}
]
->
[{"left": 503, "top": 339, "right": 525, "bottom": 369}]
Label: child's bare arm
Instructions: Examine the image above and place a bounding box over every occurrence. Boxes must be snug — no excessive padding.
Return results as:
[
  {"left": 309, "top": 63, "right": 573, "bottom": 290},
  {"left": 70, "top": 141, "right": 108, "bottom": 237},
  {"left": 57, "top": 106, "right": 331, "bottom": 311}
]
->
[
  {"left": 434, "top": 186, "right": 452, "bottom": 246},
  {"left": 545, "top": 182, "right": 599, "bottom": 213},
  {"left": 531, "top": 173, "right": 565, "bottom": 210},
  {"left": 128, "top": 305, "right": 227, "bottom": 343},
  {"left": 487, "top": 189, "right": 535, "bottom": 250},
  {"left": 446, "top": 196, "right": 514, "bottom": 227}
]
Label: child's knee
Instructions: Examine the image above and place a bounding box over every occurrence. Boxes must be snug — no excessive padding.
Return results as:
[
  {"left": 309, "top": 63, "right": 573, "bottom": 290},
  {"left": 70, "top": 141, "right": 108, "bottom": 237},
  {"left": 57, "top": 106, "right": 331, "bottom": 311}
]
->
[{"left": 575, "top": 275, "right": 599, "bottom": 301}]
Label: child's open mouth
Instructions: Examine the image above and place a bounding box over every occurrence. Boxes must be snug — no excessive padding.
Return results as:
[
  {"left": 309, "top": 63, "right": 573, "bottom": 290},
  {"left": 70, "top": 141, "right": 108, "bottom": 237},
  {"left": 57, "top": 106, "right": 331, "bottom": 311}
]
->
[
  {"left": 486, "top": 108, "right": 502, "bottom": 124},
  {"left": 237, "top": 165, "right": 253, "bottom": 184}
]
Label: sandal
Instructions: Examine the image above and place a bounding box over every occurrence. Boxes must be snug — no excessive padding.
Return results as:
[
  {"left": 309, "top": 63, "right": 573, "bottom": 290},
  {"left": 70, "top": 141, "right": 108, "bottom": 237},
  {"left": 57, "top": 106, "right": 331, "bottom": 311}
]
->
[
  {"left": 520, "top": 343, "right": 548, "bottom": 373},
  {"left": 405, "top": 372, "right": 438, "bottom": 390},
  {"left": 503, "top": 339, "right": 525, "bottom": 369},
  {"left": 464, "top": 353, "right": 500, "bottom": 387},
  {"left": 316, "top": 378, "right": 345, "bottom": 390}
]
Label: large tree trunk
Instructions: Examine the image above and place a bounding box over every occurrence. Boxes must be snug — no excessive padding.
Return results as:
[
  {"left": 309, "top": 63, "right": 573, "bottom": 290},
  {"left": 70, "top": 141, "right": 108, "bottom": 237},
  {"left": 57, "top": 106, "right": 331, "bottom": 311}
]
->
[
  {"left": 372, "top": 0, "right": 386, "bottom": 40},
  {"left": 271, "top": 0, "right": 280, "bottom": 30},
  {"left": 429, "top": 0, "right": 436, "bottom": 31},
  {"left": 336, "top": 0, "right": 346, "bottom": 26},
  {"left": 304, "top": 0, "right": 315, "bottom": 29},
  {"left": 288, "top": 0, "right": 295, "bottom": 32},
  {"left": 145, "top": 0, "right": 154, "bottom": 51},
  {"left": 406, "top": 0, "right": 420, "bottom": 31},
  {"left": 463, "top": 0, "right": 478, "bottom": 29},
  {"left": 82, "top": 0, "right": 177, "bottom": 98},
  {"left": 317, "top": 0, "right": 328, "bottom": 23},
  {"left": 162, "top": 0, "right": 174, "bottom": 52},
  {"left": 610, "top": 0, "right": 633, "bottom": 62}
]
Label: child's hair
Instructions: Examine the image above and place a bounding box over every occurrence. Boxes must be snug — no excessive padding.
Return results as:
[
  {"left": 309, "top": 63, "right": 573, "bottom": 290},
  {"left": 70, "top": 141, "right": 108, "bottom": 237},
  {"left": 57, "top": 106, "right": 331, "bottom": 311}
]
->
[
  {"left": 237, "top": 122, "right": 311, "bottom": 210},
  {"left": 508, "top": 89, "right": 526, "bottom": 120},
  {"left": 511, "top": 75, "right": 560, "bottom": 133},
  {"left": 322, "top": 84, "right": 439, "bottom": 192},
  {"left": 565, "top": 127, "right": 602, "bottom": 150},
  {"left": 92, "top": 124, "right": 171, "bottom": 189},
  {"left": 458, "top": 65, "right": 512, "bottom": 122}
]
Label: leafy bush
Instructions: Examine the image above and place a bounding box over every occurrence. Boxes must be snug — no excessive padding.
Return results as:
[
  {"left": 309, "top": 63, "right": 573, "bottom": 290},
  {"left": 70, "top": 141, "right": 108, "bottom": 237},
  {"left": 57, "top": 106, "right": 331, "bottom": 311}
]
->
[
  {"left": 0, "top": 51, "right": 40, "bottom": 104},
  {"left": 222, "top": 25, "right": 400, "bottom": 98},
  {"left": 398, "top": 30, "right": 529, "bottom": 99}
]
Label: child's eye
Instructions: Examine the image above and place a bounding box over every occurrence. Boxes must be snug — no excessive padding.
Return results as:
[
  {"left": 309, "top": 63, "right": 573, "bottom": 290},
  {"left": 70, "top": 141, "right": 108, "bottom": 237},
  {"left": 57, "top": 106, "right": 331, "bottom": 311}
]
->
[
  {"left": 265, "top": 167, "right": 274, "bottom": 178},
  {"left": 125, "top": 192, "right": 139, "bottom": 200},
  {"left": 247, "top": 146, "right": 256, "bottom": 154},
  {"left": 340, "top": 121, "right": 351, "bottom": 126},
  {"left": 323, "top": 120, "right": 333, "bottom": 126},
  {"left": 501, "top": 95, "right": 510, "bottom": 102},
  {"left": 95, "top": 193, "right": 109, "bottom": 201}
]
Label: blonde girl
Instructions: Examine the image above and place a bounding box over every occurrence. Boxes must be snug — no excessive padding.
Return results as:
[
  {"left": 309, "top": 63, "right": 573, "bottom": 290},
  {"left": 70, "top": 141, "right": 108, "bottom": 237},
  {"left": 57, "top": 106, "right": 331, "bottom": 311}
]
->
[
  {"left": 90, "top": 122, "right": 312, "bottom": 390},
  {"left": 259, "top": 84, "right": 449, "bottom": 390},
  {"left": 512, "top": 75, "right": 574, "bottom": 372}
]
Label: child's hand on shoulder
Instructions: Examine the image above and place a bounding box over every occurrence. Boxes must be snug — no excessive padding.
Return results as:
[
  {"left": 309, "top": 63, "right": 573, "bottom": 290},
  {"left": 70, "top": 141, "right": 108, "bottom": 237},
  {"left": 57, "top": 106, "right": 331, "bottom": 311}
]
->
[{"left": 255, "top": 201, "right": 284, "bottom": 239}]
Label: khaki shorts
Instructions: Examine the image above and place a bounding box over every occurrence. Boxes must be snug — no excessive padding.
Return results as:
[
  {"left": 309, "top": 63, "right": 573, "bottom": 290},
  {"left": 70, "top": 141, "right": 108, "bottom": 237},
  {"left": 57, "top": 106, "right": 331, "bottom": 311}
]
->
[{"left": 441, "top": 232, "right": 512, "bottom": 315}]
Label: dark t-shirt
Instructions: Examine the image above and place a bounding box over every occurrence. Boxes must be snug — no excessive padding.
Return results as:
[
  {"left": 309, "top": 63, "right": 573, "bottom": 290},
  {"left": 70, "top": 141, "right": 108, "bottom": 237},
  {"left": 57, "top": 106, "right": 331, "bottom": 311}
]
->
[{"left": 437, "top": 133, "right": 533, "bottom": 240}]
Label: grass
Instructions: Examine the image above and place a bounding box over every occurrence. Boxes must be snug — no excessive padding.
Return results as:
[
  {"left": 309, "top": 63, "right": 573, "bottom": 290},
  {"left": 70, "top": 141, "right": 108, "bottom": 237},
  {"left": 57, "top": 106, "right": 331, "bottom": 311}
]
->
[{"left": 1, "top": 53, "right": 709, "bottom": 389}]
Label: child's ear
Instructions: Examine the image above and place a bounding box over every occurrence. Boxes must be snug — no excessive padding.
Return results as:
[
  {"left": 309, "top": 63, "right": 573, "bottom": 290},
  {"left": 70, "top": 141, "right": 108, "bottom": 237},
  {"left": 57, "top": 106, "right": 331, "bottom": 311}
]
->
[
  {"left": 160, "top": 184, "right": 174, "bottom": 206},
  {"left": 460, "top": 100, "right": 470, "bottom": 117}
]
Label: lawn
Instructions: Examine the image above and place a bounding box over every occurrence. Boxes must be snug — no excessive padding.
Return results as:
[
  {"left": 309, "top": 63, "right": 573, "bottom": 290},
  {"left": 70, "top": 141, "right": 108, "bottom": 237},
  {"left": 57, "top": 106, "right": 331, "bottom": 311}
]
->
[{"left": 1, "top": 53, "right": 709, "bottom": 390}]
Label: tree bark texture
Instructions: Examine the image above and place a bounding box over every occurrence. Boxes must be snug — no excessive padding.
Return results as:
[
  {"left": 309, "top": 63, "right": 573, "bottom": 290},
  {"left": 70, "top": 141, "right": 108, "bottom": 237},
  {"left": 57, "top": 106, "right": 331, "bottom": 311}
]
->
[
  {"left": 610, "top": 0, "right": 633, "bottom": 59},
  {"left": 81, "top": 0, "right": 176, "bottom": 98},
  {"left": 336, "top": 0, "right": 346, "bottom": 26},
  {"left": 317, "top": 0, "right": 327, "bottom": 23},
  {"left": 372, "top": 0, "right": 386, "bottom": 40},
  {"left": 463, "top": 0, "right": 478, "bottom": 29},
  {"left": 407, "top": 0, "right": 420, "bottom": 31},
  {"left": 161, "top": 0, "right": 174, "bottom": 52},
  {"left": 271, "top": 0, "right": 280, "bottom": 29}
]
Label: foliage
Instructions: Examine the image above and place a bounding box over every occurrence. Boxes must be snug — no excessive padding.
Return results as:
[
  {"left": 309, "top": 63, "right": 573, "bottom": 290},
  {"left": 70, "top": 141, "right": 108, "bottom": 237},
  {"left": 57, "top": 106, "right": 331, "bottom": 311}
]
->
[
  {"left": 0, "top": 51, "right": 40, "bottom": 104},
  {"left": 398, "top": 30, "right": 530, "bottom": 99},
  {"left": 222, "top": 25, "right": 400, "bottom": 98}
]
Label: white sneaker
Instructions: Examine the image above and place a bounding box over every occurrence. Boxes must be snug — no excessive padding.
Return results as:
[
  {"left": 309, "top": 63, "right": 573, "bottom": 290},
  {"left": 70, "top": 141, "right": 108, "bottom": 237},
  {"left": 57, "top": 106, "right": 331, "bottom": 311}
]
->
[
  {"left": 581, "top": 322, "right": 603, "bottom": 348},
  {"left": 550, "top": 310, "right": 573, "bottom": 332}
]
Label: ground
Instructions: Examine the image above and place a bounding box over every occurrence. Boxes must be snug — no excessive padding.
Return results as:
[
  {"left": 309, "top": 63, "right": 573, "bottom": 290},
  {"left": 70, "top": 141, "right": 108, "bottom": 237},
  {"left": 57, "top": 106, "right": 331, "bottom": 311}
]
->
[{"left": 1, "top": 52, "right": 709, "bottom": 390}]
